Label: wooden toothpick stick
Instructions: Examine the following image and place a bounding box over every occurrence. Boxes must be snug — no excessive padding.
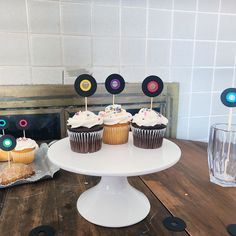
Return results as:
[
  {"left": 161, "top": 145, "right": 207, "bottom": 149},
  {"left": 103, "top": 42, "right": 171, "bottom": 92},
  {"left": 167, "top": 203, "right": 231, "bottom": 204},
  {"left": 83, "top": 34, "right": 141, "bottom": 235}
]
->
[
  {"left": 85, "top": 97, "right": 88, "bottom": 111},
  {"left": 150, "top": 97, "right": 153, "bottom": 110}
]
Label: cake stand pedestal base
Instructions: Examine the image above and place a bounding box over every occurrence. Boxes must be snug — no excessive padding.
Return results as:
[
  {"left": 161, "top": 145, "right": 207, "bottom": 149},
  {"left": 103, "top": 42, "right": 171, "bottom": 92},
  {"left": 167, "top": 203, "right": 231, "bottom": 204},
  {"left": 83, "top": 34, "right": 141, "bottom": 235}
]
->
[{"left": 77, "top": 176, "right": 150, "bottom": 227}]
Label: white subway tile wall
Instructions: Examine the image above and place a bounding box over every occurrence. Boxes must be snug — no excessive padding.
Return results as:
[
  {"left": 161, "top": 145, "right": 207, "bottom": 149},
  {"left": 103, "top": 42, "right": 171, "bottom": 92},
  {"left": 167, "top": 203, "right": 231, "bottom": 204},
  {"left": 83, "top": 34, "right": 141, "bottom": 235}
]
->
[
  {"left": 0, "top": 0, "right": 236, "bottom": 142},
  {"left": 196, "top": 13, "right": 218, "bottom": 40}
]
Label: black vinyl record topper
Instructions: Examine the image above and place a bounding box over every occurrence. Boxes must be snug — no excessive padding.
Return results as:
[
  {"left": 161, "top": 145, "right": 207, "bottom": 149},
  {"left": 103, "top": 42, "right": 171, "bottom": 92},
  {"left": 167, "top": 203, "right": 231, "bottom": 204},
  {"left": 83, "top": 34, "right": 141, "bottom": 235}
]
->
[
  {"left": 221, "top": 88, "right": 236, "bottom": 107},
  {"left": 29, "top": 225, "right": 55, "bottom": 236},
  {"left": 74, "top": 74, "right": 97, "bottom": 97},
  {"left": 163, "top": 217, "right": 187, "bottom": 232},
  {"left": 105, "top": 74, "right": 125, "bottom": 94},
  {"left": 142, "top": 75, "right": 164, "bottom": 97},
  {"left": 0, "top": 116, "right": 9, "bottom": 130},
  {"left": 16, "top": 118, "right": 30, "bottom": 130},
  {"left": 0, "top": 135, "right": 16, "bottom": 151},
  {"left": 227, "top": 224, "right": 236, "bottom": 236}
]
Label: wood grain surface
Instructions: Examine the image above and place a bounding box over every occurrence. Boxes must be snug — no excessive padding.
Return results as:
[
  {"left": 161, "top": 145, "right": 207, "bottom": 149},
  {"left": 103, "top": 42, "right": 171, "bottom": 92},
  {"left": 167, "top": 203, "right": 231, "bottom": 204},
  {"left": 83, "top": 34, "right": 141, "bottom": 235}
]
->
[
  {"left": 1, "top": 140, "right": 235, "bottom": 236},
  {"left": 141, "top": 140, "right": 236, "bottom": 236},
  {"left": 0, "top": 171, "right": 188, "bottom": 236}
]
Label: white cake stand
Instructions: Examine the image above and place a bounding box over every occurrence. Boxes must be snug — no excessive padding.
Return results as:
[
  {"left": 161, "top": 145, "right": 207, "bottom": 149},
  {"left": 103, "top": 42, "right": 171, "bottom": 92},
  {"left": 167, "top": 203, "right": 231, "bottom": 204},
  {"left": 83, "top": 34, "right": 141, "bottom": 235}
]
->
[{"left": 48, "top": 134, "right": 181, "bottom": 228}]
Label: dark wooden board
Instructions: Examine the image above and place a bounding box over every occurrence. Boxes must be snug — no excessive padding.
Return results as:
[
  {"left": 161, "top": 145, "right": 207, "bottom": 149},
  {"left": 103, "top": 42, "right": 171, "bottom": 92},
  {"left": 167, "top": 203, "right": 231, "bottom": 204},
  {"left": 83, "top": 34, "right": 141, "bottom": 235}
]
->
[
  {"left": 141, "top": 139, "right": 236, "bottom": 236},
  {"left": 0, "top": 170, "right": 188, "bottom": 236},
  {"left": 0, "top": 189, "right": 7, "bottom": 215}
]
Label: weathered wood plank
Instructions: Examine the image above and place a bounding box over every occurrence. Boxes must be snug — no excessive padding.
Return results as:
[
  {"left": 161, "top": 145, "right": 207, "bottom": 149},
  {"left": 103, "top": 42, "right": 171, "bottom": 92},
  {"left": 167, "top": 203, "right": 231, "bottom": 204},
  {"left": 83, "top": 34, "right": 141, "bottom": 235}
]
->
[
  {"left": 0, "top": 189, "right": 7, "bottom": 216},
  {"left": 0, "top": 83, "right": 175, "bottom": 98},
  {"left": 55, "top": 173, "right": 188, "bottom": 236},
  {"left": 0, "top": 83, "right": 178, "bottom": 138},
  {"left": 0, "top": 83, "right": 173, "bottom": 108},
  {"left": 0, "top": 96, "right": 167, "bottom": 109},
  {"left": 141, "top": 140, "right": 236, "bottom": 236},
  {"left": 0, "top": 83, "right": 170, "bottom": 98},
  {"left": 0, "top": 179, "right": 59, "bottom": 236},
  {"left": 0, "top": 170, "right": 188, "bottom": 236}
]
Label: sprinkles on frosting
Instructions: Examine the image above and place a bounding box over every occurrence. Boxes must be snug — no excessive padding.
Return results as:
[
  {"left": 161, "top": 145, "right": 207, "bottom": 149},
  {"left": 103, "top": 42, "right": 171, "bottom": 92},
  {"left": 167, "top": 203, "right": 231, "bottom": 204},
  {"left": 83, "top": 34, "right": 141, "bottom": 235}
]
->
[
  {"left": 99, "top": 104, "right": 132, "bottom": 125},
  {"left": 132, "top": 108, "right": 168, "bottom": 127}
]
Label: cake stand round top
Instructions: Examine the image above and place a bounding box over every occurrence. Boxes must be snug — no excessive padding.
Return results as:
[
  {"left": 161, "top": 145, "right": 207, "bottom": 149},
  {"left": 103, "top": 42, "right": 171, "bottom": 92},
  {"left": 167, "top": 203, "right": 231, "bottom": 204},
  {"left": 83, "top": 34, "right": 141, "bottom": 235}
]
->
[{"left": 48, "top": 134, "right": 181, "bottom": 177}]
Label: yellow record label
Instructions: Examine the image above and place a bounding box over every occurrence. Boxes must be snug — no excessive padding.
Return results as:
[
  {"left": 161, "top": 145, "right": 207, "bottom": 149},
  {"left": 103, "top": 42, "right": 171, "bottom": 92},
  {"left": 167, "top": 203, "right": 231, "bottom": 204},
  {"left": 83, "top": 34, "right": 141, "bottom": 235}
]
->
[{"left": 80, "top": 79, "right": 91, "bottom": 91}]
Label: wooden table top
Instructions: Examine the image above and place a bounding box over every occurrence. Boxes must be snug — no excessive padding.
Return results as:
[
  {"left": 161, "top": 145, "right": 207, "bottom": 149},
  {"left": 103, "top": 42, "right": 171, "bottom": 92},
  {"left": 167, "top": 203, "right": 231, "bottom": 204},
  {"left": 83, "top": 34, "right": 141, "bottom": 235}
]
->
[{"left": 0, "top": 139, "right": 235, "bottom": 236}]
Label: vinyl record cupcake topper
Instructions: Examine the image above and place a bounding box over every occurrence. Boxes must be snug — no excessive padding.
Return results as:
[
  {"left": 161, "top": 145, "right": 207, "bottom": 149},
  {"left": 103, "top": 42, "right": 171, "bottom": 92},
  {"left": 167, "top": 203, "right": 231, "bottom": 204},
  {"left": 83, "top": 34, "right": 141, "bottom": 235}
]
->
[
  {"left": 142, "top": 75, "right": 164, "bottom": 109},
  {"left": 105, "top": 74, "right": 125, "bottom": 105},
  {"left": 74, "top": 74, "right": 97, "bottom": 111},
  {"left": 16, "top": 118, "right": 30, "bottom": 137},
  {"left": 0, "top": 135, "right": 16, "bottom": 168},
  {"left": 0, "top": 116, "right": 9, "bottom": 135},
  {"left": 221, "top": 88, "right": 236, "bottom": 108},
  {"left": 220, "top": 87, "right": 236, "bottom": 174},
  {"left": 221, "top": 88, "right": 236, "bottom": 132}
]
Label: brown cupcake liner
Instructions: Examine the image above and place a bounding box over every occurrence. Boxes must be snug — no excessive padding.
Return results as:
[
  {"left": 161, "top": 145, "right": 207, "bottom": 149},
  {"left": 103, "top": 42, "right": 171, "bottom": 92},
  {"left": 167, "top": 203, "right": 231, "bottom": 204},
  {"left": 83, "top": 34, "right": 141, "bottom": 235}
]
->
[
  {"left": 102, "top": 124, "right": 130, "bottom": 145},
  {"left": 131, "top": 126, "right": 166, "bottom": 149},
  {"left": 67, "top": 130, "right": 103, "bottom": 153}
]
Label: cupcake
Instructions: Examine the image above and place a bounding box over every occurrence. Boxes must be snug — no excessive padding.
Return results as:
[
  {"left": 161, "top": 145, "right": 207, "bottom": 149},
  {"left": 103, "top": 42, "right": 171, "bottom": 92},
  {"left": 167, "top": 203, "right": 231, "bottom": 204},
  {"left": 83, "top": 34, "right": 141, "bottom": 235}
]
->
[
  {"left": 99, "top": 104, "right": 132, "bottom": 145},
  {"left": 11, "top": 137, "right": 38, "bottom": 164},
  {"left": 131, "top": 108, "right": 168, "bottom": 149},
  {"left": 0, "top": 150, "right": 8, "bottom": 161},
  {"left": 67, "top": 111, "right": 103, "bottom": 153}
]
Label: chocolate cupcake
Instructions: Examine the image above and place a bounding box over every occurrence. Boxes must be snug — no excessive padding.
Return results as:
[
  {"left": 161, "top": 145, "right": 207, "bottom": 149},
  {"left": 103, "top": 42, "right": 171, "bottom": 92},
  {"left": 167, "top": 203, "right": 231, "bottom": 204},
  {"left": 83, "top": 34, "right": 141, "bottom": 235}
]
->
[
  {"left": 67, "top": 111, "right": 103, "bottom": 153},
  {"left": 131, "top": 108, "right": 168, "bottom": 149}
]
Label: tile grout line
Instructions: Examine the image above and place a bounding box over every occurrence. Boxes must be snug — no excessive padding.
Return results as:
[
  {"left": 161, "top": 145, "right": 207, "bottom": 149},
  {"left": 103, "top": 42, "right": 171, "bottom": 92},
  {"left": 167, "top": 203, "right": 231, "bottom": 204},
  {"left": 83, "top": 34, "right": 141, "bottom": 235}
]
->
[
  {"left": 59, "top": 0, "right": 64, "bottom": 84},
  {"left": 90, "top": 0, "right": 94, "bottom": 76},
  {"left": 168, "top": 0, "right": 174, "bottom": 84},
  {"left": 233, "top": 55, "right": 236, "bottom": 86},
  {"left": 186, "top": 0, "right": 199, "bottom": 139},
  {"left": 208, "top": 0, "right": 222, "bottom": 132},
  {"left": 61, "top": 1, "right": 236, "bottom": 16},
  {"left": 30, "top": 0, "right": 236, "bottom": 18},
  {"left": 144, "top": 0, "right": 149, "bottom": 77},
  {"left": 2, "top": 64, "right": 236, "bottom": 69},
  {"left": 179, "top": 114, "right": 236, "bottom": 119},
  {"left": 2, "top": 30, "right": 236, "bottom": 45},
  {"left": 118, "top": 0, "right": 122, "bottom": 74},
  {"left": 25, "top": 0, "right": 33, "bottom": 84}
]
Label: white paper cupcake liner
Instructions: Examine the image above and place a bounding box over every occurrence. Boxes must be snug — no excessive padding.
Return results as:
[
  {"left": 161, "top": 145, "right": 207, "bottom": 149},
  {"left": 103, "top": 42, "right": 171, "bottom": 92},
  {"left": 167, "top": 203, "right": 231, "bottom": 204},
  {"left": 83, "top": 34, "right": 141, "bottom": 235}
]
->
[
  {"left": 131, "top": 126, "right": 166, "bottom": 149},
  {"left": 67, "top": 130, "right": 103, "bottom": 153}
]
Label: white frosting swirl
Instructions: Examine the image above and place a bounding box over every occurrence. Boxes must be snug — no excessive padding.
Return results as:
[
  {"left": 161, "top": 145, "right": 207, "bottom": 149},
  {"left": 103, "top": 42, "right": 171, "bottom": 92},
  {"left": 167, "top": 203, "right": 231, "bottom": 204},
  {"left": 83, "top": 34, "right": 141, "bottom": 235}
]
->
[
  {"left": 67, "top": 111, "right": 103, "bottom": 129},
  {"left": 99, "top": 104, "right": 132, "bottom": 125},
  {"left": 14, "top": 137, "right": 38, "bottom": 151},
  {"left": 132, "top": 108, "right": 168, "bottom": 127}
]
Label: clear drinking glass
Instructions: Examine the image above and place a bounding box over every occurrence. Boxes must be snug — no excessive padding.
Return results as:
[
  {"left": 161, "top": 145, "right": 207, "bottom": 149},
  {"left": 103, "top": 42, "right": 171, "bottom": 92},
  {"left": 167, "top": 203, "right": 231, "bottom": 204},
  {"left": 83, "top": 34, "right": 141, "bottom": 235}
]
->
[{"left": 208, "top": 123, "right": 236, "bottom": 187}]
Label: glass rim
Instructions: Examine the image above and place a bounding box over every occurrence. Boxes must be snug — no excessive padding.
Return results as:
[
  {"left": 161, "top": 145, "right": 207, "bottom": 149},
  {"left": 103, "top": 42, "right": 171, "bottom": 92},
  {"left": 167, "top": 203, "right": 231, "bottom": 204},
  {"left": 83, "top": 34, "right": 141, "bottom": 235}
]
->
[{"left": 211, "top": 123, "right": 236, "bottom": 132}]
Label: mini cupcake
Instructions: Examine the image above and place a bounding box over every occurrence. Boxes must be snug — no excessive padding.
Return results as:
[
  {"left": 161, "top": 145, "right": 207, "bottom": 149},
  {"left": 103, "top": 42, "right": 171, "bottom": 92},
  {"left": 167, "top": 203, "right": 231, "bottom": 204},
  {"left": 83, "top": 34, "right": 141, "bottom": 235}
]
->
[
  {"left": 99, "top": 104, "right": 132, "bottom": 145},
  {"left": 67, "top": 111, "right": 103, "bottom": 153},
  {"left": 131, "top": 108, "right": 168, "bottom": 149},
  {"left": 0, "top": 150, "right": 8, "bottom": 161},
  {"left": 11, "top": 137, "right": 38, "bottom": 164}
]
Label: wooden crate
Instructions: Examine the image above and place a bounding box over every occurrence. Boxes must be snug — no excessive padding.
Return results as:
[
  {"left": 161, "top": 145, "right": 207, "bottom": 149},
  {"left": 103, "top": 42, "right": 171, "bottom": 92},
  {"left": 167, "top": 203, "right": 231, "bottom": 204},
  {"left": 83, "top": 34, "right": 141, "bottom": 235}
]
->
[{"left": 0, "top": 83, "right": 179, "bottom": 138}]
